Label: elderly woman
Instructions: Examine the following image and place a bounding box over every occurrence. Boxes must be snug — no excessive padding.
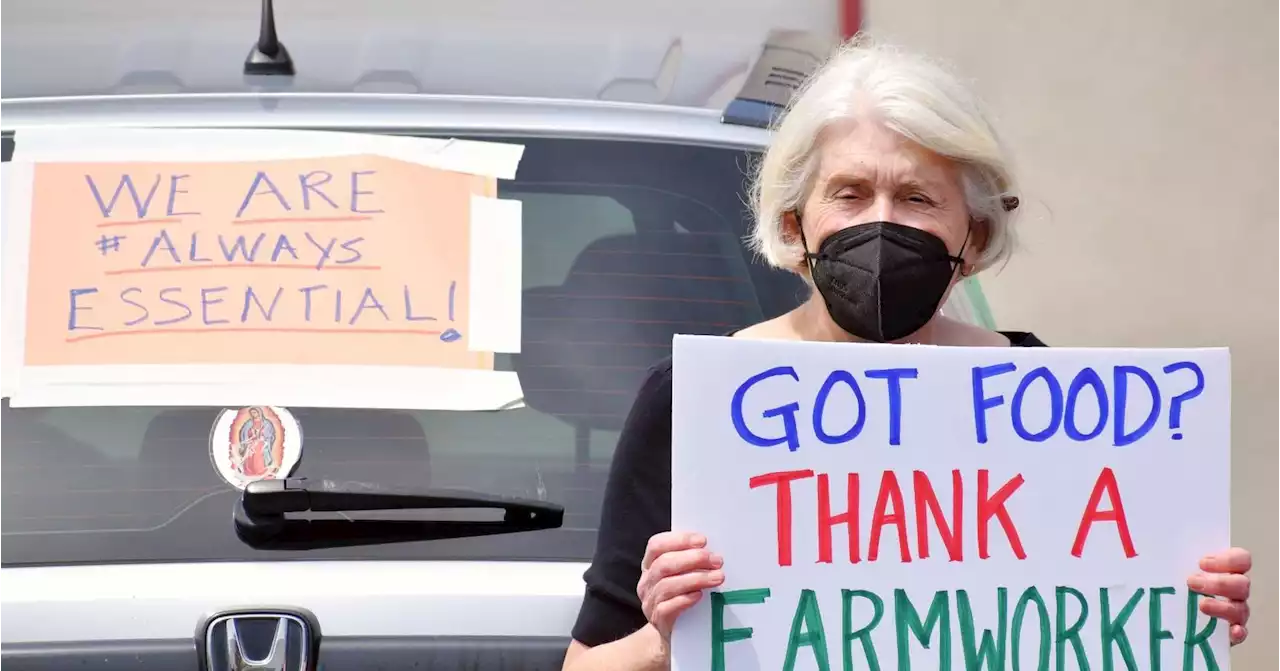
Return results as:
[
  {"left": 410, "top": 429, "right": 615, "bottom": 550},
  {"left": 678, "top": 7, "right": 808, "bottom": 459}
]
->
[{"left": 561, "top": 39, "right": 1252, "bottom": 670}]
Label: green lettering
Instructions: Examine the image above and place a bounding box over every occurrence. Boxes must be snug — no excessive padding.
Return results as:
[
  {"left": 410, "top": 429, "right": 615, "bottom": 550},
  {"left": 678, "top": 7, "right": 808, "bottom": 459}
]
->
[
  {"left": 1012, "top": 587, "right": 1051, "bottom": 671},
  {"left": 958, "top": 588, "right": 1008, "bottom": 669},
  {"left": 1181, "top": 590, "right": 1219, "bottom": 671},
  {"left": 785, "top": 589, "right": 832, "bottom": 671},
  {"left": 1148, "top": 587, "right": 1175, "bottom": 670},
  {"left": 843, "top": 589, "right": 883, "bottom": 671},
  {"left": 1055, "top": 587, "right": 1090, "bottom": 671},
  {"left": 1100, "top": 587, "right": 1144, "bottom": 670},
  {"left": 894, "top": 589, "right": 951, "bottom": 671},
  {"left": 711, "top": 588, "right": 771, "bottom": 671}
]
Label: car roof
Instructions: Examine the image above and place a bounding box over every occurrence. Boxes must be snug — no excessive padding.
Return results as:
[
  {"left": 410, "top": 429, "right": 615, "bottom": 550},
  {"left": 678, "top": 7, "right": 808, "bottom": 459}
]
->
[
  {"left": 2, "top": 0, "right": 840, "bottom": 108},
  {"left": 0, "top": 94, "right": 772, "bottom": 150}
]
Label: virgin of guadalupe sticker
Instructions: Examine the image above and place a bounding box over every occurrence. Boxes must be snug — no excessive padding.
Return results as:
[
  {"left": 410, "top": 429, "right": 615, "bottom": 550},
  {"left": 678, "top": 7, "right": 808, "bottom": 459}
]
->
[{"left": 209, "top": 406, "right": 302, "bottom": 489}]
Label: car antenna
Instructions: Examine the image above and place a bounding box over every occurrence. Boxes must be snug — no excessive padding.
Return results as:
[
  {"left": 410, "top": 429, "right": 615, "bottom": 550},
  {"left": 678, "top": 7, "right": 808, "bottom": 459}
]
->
[{"left": 244, "top": 0, "right": 294, "bottom": 76}]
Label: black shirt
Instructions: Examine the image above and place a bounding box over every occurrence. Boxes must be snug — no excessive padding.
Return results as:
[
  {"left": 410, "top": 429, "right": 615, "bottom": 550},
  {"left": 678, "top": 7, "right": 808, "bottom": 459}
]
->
[{"left": 570, "top": 331, "right": 1049, "bottom": 646}]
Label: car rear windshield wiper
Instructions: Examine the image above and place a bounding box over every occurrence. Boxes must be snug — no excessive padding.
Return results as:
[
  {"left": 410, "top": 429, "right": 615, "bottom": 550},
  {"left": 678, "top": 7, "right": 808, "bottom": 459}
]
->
[{"left": 234, "top": 478, "right": 564, "bottom": 550}]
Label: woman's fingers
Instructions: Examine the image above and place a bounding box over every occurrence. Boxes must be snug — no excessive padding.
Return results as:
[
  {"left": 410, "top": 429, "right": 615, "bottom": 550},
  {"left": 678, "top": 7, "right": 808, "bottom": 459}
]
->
[
  {"left": 637, "top": 548, "right": 722, "bottom": 605},
  {"left": 649, "top": 569, "right": 725, "bottom": 608},
  {"left": 1187, "top": 572, "right": 1250, "bottom": 601},
  {"left": 643, "top": 571, "right": 724, "bottom": 636},
  {"left": 639, "top": 547, "right": 721, "bottom": 594},
  {"left": 649, "top": 592, "right": 703, "bottom": 634},
  {"left": 1199, "top": 596, "right": 1250, "bottom": 626},
  {"left": 1230, "top": 624, "right": 1248, "bottom": 646},
  {"left": 641, "top": 532, "right": 705, "bottom": 571},
  {"left": 1199, "top": 548, "right": 1252, "bottom": 574},
  {"left": 637, "top": 531, "right": 724, "bottom": 638}
]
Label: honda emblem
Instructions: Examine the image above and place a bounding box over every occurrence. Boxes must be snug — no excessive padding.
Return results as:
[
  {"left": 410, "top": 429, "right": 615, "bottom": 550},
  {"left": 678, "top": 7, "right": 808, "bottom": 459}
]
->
[{"left": 201, "top": 609, "right": 317, "bottom": 671}]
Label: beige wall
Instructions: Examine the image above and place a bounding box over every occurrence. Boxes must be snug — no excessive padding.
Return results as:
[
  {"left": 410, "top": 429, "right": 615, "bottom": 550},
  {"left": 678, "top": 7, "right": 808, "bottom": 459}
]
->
[{"left": 867, "top": 0, "right": 1277, "bottom": 667}]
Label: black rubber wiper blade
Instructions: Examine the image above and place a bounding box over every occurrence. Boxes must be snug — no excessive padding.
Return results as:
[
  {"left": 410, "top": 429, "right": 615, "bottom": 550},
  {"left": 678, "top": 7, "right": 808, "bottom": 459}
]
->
[{"left": 234, "top": 478, "right": 564, "bottom": 550}]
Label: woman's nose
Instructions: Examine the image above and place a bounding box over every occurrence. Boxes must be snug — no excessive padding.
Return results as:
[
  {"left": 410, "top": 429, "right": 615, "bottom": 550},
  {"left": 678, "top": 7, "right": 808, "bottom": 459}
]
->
[{"left": 867, "top": 193, "right": 900, "bottom": 222}]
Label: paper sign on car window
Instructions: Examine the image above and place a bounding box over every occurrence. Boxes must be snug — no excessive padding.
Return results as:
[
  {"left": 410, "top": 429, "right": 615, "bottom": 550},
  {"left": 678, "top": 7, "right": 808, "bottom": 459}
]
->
[{"left": 5, "top": 140, "right": 525, "bottom": 410}]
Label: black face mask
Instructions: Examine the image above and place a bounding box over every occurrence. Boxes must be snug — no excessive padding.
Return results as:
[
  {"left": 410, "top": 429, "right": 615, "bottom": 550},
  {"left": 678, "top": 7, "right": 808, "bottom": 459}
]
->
[{"left": 802, "top": 221, "right": 967, "bottom": 343}]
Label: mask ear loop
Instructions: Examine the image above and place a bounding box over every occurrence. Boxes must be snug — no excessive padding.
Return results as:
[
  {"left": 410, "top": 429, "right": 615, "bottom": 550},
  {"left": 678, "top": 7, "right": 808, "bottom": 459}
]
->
[
  {"left": 794, "top": 212, "right": 819, "bottom": 275},
  {"left": 953, "top": 225, "right": 973, "bottom": 277}
]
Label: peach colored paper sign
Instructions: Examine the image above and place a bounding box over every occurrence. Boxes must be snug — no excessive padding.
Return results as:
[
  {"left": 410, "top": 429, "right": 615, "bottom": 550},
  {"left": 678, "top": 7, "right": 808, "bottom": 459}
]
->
[{"left": 24, "top": 155, "right": 497, "bottom": 370}]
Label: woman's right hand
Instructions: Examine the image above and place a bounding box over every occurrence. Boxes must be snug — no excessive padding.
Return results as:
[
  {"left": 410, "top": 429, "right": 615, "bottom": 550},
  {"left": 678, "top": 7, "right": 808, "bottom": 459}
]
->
[{"left": 637, "top": 531, "right": 725, "bottom": 641}]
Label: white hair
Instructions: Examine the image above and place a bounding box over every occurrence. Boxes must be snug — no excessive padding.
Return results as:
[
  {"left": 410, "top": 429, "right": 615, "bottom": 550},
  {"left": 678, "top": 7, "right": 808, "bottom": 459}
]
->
[{"left": 748, "top": 37, "right": 1019, "bottom": 273}]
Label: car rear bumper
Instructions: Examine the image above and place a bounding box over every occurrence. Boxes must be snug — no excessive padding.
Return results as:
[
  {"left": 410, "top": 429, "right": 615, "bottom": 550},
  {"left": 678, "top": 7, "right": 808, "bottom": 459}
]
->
[{"left": 1, "top": 560, "right": 588, "bottom": 669}]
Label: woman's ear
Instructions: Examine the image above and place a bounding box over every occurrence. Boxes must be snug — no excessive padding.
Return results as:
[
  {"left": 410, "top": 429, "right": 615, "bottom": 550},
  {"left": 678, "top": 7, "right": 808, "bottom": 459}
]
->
[
  {"left": 962, "top": 218, "right": 991, "bottom": 275},
  {"left": 782, "top": 210, "right": 803, "bottom": 249}
]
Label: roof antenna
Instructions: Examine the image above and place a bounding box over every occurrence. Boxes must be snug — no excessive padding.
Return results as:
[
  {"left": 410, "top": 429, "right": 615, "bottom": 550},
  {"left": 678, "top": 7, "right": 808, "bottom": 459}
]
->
[{"left": 244, "top": 0, "right": 294, "bottom": 76}]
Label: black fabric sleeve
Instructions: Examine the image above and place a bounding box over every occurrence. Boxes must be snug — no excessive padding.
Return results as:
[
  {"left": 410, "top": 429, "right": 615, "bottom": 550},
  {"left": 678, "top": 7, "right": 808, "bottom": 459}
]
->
[
  {"left": 571, "top": 360, "right": 674, "bottom": 647},
  {"left": 1002, "top": 331, "right": 1049, "bottom": 347}
]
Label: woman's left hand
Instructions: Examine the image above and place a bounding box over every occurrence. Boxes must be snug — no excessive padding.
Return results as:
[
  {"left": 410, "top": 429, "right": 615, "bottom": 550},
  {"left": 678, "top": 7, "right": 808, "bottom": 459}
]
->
[{"left": 1187, "top": 547, "right": 1251, "bottom": 645}]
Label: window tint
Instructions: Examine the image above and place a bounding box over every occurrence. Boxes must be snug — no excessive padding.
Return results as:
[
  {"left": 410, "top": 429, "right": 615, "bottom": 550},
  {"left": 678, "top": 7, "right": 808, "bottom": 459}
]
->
[{"left": 0, "top": 134, "right": 806, "bottom": 566}]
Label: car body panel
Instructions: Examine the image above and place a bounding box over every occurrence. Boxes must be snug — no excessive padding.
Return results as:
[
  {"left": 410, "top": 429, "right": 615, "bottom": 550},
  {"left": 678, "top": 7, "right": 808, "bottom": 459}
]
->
[
  {"left": 3, "top": 562, "right": 585, "bottom": 642},
  {"left": 2, "top": 0, "right": 840, "bottom": 105},
  {"left": 0, "top": 99, "right": 994, "bottom": 668}
]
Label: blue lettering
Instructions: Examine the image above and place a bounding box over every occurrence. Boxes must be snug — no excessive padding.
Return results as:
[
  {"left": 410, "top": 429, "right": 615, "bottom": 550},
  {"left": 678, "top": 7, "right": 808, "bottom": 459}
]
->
[
  {"left": 218, "top": 233, "right": 267, "bottom": 263},
  {"left": 120, "top": 287, "right": 149, "bottom": 326},
  {"left": 165, "top": 174, "right": 199, "bottom": 216},
  {"left": 141, "top": 229, "right": 181, "bottom": 267},
  {"left": 85, "top": 174, "right": 161, "bottom": 219},
  {"left": 155, "top": 288, "right": 192, "bottom": 325},
  {"left": 187, "top": 232, "right": 212, "bottom": 263},
  {"left": 201, "top": 287, "right": 230, "bottom": 325},
  {"left": 299, "top": 285, "right": 327, "bottom": 322},
  {"left": 1064, "top": 367, "right": 1109, "bottom": 441},
  {"left": 350, "top": 170, "right": 384, "bottom": 214},
  {"left": 299, "top": 170, "right": 338, "bottom": 210},
  {"left": 448, "top": 280, "right": 457, "bottom": 321},
  {"left": 812, "top": 370, "right": 866, "bottom": 445},
  {"left": 304, "top": 232, "right": 337, "bottom": 269},
  {"left": 335, "top": 237, "right": 364, "bottom": 264},
  {"left": 334, "top": 289, "right": 343, "bottom": 322},
  {"left": 1162, "top": 361, "right": 1205, "bottom": 441},
  {"left": 972, "top": 363, "right": 1174, "bottom": 447},
  {"left": 348, "top": 288, "right": 389, "bottom": 325},
  {"left": 236, "top": 171, "right": 291, "bottom": 218},
  {"left": 404, "top": 286, "right": 434, "bottom": 322},
  {"left": 865, "top": 367, "right": 918, "bottom": 446},
  {"left": 242, "top": 287, "right": 283, "bottom": 322},
  {"left": 1011, "top": 366, "right": 1063, "bottom": 442},
  {"left": 1114, "top": 366, "right": 1160, "bottom": 447},
  {"left": 67, "top": 288, "right": 103, "bottom": 331},
  {"left": 972, "top": 362, "right": 1016, "bottom": 444},
  {"left": 271, "top": 234, "right": 299, "bottom": 262},
  {"left": 731, "top": 366, "right": 801, "bottom": 451}
]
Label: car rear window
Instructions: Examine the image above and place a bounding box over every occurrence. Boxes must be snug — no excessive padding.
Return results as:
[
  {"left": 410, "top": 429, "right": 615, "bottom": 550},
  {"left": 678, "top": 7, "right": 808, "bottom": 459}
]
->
[{"left": 0, "top": 132, "right": 807, "bottom": 566}]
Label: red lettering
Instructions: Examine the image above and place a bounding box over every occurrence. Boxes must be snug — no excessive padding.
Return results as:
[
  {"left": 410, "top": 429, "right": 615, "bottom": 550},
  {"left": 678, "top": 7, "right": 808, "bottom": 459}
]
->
[
  {"left": 1071, "top": 467, "right": 1137, "bottom": 558},
  {"left": 868, "top": 471, "right": 912, "bottom": 563},
  {"left": 749, "top": 469, "right": 815, "bottom": 567},
  {"left": 913, "top": 470, "right": 964, "bottom": 562},
  {"left": 817, "top": 473, "right": 860, "bottom": 564},
  {"left": 977, "top": 469, "right": 1027, "bottom": 560}
]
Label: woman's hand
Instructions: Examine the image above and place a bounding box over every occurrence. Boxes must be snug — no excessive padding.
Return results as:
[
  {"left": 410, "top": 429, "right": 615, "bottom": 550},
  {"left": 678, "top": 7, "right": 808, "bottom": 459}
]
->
[
  {"left": 1187, "top": 547, "right": 1251, "bottom": 645},
  {"left": 637, "top": 531, "right": 725, "bottom": 641}
]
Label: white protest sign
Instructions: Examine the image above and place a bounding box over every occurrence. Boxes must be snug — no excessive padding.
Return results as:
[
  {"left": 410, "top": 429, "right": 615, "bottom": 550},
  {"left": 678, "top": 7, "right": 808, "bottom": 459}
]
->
[
  {"left": 1, "top": 129, "right": 526, "bottom": 410},
  {"left": 671, "top": 335, "right": 1230, "bottom": 671}
]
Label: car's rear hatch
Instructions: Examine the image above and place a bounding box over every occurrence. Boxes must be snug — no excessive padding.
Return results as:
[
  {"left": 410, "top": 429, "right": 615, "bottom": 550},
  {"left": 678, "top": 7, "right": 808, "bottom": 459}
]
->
[{"left": 1, "top": 2, "right": 1003, "bottom": 668}]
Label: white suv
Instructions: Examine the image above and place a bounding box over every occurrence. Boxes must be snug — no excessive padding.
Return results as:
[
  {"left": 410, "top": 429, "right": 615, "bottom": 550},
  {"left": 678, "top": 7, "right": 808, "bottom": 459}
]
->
[{"left": 0, "top": 2, "right": 998, "bottom": 669}]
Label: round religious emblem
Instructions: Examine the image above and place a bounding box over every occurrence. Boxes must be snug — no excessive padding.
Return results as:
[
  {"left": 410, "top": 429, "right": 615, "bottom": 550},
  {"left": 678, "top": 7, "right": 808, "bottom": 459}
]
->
[{"left": 209, "top": 405, "right": 303, "bottom": 489}]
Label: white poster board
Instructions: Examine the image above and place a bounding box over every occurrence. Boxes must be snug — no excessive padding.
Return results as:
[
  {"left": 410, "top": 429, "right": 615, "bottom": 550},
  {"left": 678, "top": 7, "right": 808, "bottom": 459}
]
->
[{"left": 671, "top": 335, "right": 1230, "bottom": 670}]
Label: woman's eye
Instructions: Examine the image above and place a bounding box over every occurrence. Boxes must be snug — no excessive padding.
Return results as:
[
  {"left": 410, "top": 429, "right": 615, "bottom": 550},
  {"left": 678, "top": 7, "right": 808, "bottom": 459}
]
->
[{"left": 905, "top": 194, "right": 934, "bottom": 205}]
